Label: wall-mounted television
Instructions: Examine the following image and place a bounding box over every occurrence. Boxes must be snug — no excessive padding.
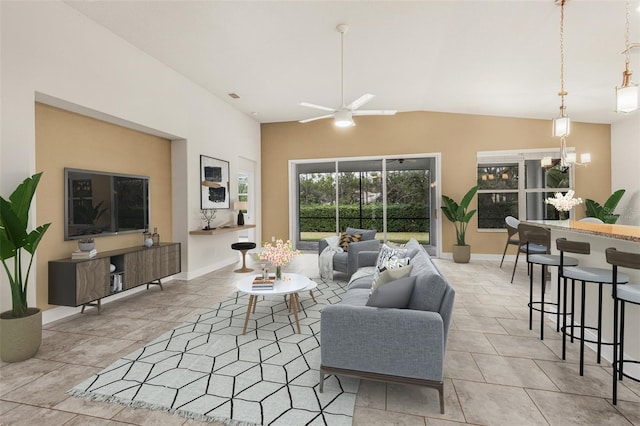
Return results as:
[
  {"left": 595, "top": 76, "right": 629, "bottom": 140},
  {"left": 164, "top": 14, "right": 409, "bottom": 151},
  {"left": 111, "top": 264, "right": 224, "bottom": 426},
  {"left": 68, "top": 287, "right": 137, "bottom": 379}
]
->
[{"left": 64, "top": 168, "right": 150, "bottom": 240}]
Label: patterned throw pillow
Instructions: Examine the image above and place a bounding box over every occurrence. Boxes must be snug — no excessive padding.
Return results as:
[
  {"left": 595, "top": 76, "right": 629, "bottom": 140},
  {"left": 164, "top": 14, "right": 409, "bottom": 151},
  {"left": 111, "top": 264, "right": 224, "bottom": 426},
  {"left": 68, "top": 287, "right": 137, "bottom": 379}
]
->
[
  {"left": 375, "top": 243, "right": 409, "bottom": 270},
  {"left": 338, "top": 233, "right": 362, "bottom": 252}
]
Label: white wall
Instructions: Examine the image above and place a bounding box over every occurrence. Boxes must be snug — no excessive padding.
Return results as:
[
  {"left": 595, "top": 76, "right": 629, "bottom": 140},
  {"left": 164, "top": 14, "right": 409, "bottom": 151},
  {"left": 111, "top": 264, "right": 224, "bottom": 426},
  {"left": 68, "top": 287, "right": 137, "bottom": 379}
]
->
[
  {"left": 611, "top": 114, "right": 640, "bottom": 226},
  {"left": 0, "top": 1, "right": 261, "bottom": 312}
]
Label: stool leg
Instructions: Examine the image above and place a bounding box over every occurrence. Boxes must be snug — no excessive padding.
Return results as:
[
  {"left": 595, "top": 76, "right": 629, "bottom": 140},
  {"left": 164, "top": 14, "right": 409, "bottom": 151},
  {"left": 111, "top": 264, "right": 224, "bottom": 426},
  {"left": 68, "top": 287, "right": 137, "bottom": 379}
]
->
[
  {"left": 556, "top": 268, "right": 561, "bottom": 332},
  {"left": 562, "top": 276, "right": 568, "bottom": 360},
  {"left": 529, "top": 263, "right": 534, "bottom": 330},
  {"left": 309, "top": 290, "right": 316, "bottom": 303},
  {"left": 580, "top": 280, "right": 586, "bottom": 376},
  {"left": 597, "top": 282, "right": 603, "bottom": 364},
  {"left": 241, "top": 250, "right": 248, "bottom": 270},
  {"left": 570, "top": 279, "right": 576, "bottom": 343},
  {"left": 540, "top": 265, "right": 545, "bottom": 340},
  {"left": 619, "top": 301, "right": 626, "bottom": 381},
  {"left": 613, "top": 296, "right": 619, "bottom": 405}
]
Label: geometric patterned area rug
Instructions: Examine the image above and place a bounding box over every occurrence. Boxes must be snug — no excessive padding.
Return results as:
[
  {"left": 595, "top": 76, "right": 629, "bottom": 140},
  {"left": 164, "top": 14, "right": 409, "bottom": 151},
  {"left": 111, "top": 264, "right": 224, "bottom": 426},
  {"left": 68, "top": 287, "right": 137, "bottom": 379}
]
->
[{"left": 68, "top": 277, "right": 359, "bottom": 426}]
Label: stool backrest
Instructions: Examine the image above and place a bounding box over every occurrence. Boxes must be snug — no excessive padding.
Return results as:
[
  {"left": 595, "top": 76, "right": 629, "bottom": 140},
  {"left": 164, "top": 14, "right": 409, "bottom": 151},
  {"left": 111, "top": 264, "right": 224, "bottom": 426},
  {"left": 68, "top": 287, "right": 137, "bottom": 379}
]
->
[
  {"left": 518, "top": 224, "right": 550, "bottom": 262},
  {"left": 518, "top": 223, "right": 549, "bottom": 247},
  {"left": 606, "top": 247, "right": 640, "bottom": 270},
  {"left": 606, "top": 248, "right": 640, "bottom": 300},
  {"left": 556, "top": 237, "right": 590, "bottom": 255}
]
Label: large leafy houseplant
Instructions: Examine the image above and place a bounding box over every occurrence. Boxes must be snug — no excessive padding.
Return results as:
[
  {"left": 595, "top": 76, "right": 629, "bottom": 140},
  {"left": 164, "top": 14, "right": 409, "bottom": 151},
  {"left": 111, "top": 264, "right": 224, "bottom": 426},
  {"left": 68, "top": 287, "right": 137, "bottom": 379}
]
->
[
  {"left": 585, "top": 189, "right": 625, "bottom": 224},
  {"left": 441, "top": 185, "right": 478, "bottom": 246},
  {"left": 0, "top": 173, "right": 51, "bottom": 318}
]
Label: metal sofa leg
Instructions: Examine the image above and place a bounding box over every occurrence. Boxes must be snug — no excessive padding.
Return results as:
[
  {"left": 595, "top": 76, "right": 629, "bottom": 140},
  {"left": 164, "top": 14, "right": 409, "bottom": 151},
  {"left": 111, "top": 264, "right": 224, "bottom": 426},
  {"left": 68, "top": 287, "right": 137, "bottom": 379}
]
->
[
  {"left": 319, "top": 369, "right": 325, "bottom": 393},
  {"left": 438, "top": 382, "right": 445, "bottom": 414}
]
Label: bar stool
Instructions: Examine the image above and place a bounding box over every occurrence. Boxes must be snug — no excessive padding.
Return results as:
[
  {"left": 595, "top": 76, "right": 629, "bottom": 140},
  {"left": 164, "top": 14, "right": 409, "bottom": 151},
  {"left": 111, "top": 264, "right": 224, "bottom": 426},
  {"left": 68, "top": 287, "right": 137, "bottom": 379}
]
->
[
  {"left": 521, "top": 224, "right": 578, "bottom": 340},
  {"left": 511, "top": 223, "right": 549, "bottom": 283},
  {"left": 500, "top": 216, "right": 520, "bottom": 268},
  {"left": 556, "top": 238, "right": 629, "bottom": 376},
  {"left": 231, "top": 242, "right": 257, "bottom": 273},
  {"left": 605, "top": 247, "right": 640, "bottom": 405}
]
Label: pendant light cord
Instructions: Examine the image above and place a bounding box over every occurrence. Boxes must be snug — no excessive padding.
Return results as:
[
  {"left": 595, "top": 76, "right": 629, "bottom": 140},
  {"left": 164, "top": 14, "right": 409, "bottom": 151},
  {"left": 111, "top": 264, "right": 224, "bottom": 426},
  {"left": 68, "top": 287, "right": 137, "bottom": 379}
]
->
[
  {"left": 559, "top": 0, "right": 567, "bottom": 115},
  {"left": 340, "top": 29, "right": 345, "bottom": 108}
]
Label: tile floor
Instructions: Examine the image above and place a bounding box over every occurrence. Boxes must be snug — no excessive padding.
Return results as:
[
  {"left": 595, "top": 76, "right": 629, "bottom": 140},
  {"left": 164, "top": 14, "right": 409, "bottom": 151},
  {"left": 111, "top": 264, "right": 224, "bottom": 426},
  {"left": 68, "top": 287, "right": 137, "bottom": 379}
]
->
[{"left": 1, "top": 253, "right": 639, "bottom": 425}]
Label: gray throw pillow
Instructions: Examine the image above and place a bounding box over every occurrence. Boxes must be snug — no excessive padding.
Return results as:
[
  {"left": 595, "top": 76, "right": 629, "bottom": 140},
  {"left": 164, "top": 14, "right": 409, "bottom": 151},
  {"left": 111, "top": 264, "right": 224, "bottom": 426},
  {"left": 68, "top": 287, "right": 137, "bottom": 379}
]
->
[
  {"left": 367, "top": 276, "right": 417, "bottom": 309},
  {"left": 371, "top": 264, "right": 413, "bottom": 292}
]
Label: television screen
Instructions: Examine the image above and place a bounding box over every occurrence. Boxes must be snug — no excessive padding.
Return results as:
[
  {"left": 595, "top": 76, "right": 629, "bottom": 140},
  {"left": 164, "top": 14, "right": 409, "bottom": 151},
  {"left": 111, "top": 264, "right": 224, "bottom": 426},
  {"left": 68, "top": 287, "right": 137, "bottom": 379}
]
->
[{"left": 65, "top": 168, "right": 150, "bottom": 240}]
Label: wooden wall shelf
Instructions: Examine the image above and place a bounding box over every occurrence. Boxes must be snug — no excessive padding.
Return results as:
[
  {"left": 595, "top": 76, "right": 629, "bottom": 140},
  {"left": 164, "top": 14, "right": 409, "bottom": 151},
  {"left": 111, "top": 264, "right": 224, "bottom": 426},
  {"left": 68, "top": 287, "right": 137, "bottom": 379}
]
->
[{"left": 190, "top": 224, "right": 256, "bottom": 236}]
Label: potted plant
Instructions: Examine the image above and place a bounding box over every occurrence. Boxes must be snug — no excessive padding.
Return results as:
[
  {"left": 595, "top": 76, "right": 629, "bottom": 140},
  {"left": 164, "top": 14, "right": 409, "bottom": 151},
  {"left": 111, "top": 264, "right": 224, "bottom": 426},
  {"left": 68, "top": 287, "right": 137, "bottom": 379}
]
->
[
  {"left": 0, "top": 173, "right": 51, "bottom": 362},
  {"left": 78, "top": 237, "right": 95, "bottom": 252},
  {"left": 441, "top": 185, "right": 478, "bottom": 263},
  {"left": 585, "top": 189, "right": 626, "bottom": 224}
]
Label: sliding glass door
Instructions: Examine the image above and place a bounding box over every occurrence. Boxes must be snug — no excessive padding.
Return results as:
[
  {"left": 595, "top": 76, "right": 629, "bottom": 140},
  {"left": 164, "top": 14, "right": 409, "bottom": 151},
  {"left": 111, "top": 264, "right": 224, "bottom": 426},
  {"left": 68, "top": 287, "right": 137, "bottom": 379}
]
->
[{"left": 295, "top": 156, "right": 437, "bottom": 254}]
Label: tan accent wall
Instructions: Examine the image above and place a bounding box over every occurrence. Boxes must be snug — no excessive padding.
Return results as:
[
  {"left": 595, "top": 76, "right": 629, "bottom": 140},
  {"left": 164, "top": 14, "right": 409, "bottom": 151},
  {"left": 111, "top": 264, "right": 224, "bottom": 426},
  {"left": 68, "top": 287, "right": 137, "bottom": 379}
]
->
[
  {"left": 261, "top": 111, "right": 611, "bottom": 253},
  {"left": 35, "top": 103, "right": 172, "bottom": 309}
]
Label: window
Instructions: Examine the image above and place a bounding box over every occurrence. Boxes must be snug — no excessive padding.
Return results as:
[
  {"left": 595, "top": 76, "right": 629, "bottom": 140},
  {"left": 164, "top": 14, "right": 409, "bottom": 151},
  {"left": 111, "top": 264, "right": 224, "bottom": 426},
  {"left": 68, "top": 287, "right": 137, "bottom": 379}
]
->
[{"left": 477, "top": 150, "right": 574, "bottom": 229}]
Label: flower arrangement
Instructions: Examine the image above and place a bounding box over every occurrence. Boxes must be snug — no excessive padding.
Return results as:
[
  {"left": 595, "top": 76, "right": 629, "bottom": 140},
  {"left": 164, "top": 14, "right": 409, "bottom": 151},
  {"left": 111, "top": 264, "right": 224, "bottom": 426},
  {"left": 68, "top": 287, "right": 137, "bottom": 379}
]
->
[
  {"left": 259, "top": 239, "right": 299, "bottom": 279},
  {"left": 545, "top": 190, "right": 583, "bottom": 219}
]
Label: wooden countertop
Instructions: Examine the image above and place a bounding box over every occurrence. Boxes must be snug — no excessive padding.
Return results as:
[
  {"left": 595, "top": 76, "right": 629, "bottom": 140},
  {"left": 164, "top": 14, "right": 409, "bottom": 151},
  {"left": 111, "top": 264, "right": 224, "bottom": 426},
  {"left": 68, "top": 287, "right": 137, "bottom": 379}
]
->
[
  {"left": 189, "top": 224, "right": 256, "bottom": 236},
  {"left": 524, "top": 220, "right": 640, "bottom": 243}
]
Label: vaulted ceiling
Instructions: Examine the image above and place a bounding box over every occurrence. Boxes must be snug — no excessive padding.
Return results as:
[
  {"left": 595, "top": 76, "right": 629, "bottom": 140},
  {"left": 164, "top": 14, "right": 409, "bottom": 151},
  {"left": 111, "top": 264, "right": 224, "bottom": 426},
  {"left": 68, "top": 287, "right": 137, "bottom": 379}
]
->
[{"left": 66, "top": 0, "right": 640, "bottom": 125}]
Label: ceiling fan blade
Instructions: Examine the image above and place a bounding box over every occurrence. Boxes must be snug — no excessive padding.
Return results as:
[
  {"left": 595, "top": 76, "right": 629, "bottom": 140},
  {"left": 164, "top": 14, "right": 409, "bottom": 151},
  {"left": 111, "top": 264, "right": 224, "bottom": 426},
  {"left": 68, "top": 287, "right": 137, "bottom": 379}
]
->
[
  {"left": 299, "top": 102, "right": 336, "bottom": 112},
  {"left": 346, "top": 94, "right": 375, "bottom": 110},
  {"left": 352, "top": 109, "right": 397, "bottom": 116},
  {"left": 298, "top": 114, "right": 334, "bottom": 123}
]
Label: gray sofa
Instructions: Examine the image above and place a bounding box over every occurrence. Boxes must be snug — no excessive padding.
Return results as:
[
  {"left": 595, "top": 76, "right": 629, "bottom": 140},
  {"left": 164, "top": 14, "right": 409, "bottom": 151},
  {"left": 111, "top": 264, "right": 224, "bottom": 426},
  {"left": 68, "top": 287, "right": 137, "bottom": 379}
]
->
[
  {"left": 318, "top": 227, "right": 381, "bottom": 277},
  {"left": 319, "top": 238, "right": 455, "bottom": 414}
]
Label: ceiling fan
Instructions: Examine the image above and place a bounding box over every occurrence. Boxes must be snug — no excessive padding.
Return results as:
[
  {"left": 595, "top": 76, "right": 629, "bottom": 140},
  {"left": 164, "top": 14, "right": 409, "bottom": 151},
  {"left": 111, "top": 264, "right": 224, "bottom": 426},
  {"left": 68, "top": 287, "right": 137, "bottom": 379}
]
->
[{"left": 298, "top": 24, "right": 397, "bottom": 127}]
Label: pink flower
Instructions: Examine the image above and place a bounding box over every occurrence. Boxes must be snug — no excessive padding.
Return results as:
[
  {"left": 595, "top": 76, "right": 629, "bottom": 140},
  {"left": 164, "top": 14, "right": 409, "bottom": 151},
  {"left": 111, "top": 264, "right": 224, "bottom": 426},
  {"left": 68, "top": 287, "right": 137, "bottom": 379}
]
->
[{"left": 258, "top": 239, "right": 300, "bottom": 267}]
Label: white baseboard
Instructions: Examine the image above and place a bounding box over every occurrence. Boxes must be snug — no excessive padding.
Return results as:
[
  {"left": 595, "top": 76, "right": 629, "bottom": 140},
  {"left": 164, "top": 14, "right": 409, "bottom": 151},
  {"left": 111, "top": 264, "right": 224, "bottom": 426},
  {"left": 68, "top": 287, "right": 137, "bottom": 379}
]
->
[{"left": 439, "top": 253, "right": 513, "bottom": 261}]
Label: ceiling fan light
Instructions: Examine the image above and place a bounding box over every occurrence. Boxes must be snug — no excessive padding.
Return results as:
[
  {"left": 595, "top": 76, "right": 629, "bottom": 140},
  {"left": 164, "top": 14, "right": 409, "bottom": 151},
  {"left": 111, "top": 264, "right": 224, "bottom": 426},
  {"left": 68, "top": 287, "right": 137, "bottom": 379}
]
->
[
  {"left": 334, "top": 110, "right": 354, "bottom": 127},
  {"left": 580, "top": 153, "right": 591, "bottom": 164},
  {"left": 565, "top": 152, "right": 577, "bottom": 164},
  {"left": 553, "top": 116, "right": 571, "bottom": 138},
  {"left": 616, "top": 84, "right": 639, "bottom": 113},
  {"left": 541, "top": 157, "right": 553, "bottom": 167}
]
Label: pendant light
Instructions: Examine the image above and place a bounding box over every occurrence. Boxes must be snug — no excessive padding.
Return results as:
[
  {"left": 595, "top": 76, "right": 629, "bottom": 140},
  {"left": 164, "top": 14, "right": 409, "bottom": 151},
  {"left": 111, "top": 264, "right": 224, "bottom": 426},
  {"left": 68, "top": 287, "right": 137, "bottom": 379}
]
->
[
  {"left": 616, "top": 0, "right": 639, "bottom": 113},
  {"left": 553, "top": 0, "right": 570, "bottom": 139}
]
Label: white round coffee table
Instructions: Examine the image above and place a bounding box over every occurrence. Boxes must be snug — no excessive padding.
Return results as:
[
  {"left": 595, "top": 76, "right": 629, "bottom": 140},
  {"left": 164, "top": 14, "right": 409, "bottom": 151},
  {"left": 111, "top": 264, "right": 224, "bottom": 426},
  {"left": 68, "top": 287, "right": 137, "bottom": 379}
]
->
[{"left": 236, "top": 272, "right": 310, "bottom": 335}]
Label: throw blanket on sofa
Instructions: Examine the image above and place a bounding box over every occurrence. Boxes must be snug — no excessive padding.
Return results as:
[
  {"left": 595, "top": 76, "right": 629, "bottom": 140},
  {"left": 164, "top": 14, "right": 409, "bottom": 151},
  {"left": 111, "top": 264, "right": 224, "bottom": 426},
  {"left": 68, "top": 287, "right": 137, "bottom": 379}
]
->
[{"left": 319, "top": 236, "right": 342, "bottom": 281}]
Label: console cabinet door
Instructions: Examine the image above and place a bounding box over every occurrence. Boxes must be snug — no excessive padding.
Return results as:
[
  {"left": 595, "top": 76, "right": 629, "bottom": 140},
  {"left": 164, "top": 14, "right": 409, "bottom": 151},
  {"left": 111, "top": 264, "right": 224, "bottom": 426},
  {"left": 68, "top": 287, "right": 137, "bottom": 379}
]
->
[
  {"left": 152, "top": 244, "right": 180, "bottom": 279},
  {"left": 123, "top": 244, "right": 180, "bottom": 289},
  {"left": 76, "top": 258, "right": 110, "bottom": 305},
  {"left": 123, "top": 250, "right": 146, "bottom": 289}
]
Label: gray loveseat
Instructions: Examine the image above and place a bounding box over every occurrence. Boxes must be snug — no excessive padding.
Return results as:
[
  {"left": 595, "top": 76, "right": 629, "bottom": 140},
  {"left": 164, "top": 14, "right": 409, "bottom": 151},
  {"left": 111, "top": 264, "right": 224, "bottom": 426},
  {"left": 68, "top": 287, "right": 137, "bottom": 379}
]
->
[
  {"left": 319, "top": 238, "right": 455, "bottom": 413},
  {"left": 318, "top": 227, "right": 381, "bottom": 277}
]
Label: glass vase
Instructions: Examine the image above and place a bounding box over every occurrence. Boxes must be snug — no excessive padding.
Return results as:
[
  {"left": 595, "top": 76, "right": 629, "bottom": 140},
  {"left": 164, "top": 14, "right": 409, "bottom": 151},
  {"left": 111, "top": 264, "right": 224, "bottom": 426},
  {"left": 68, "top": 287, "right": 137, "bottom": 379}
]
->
[
  {"left": 275, "top": 265, "right": 282, "bottom": 280},
  {"left": 558, "top": 210, "right": 568, "bottom": 220}
]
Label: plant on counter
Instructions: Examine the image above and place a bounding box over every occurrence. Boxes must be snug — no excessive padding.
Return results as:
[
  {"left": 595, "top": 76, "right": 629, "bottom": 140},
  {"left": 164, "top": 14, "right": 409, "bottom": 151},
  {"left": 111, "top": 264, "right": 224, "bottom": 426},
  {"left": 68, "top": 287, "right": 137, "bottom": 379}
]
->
[
  {"left": 585, "top": 189, "right": 625, "bottom": 224},
  {"left": 545, "top": 190, "right": 583, "bottom": 220}
]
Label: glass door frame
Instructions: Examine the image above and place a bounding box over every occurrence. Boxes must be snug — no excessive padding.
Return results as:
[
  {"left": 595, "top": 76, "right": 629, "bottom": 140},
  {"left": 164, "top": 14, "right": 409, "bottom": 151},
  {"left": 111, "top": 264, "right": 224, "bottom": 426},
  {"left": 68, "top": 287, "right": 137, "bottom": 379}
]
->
[{"left": 288, "top": 153, "right": 442, "bottom": 257}]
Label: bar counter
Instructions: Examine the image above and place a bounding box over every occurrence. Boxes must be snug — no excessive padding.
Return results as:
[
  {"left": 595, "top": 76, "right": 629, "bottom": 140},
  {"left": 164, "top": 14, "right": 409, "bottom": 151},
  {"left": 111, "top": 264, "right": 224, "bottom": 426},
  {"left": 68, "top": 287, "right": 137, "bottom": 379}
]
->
[{"left": 523, "top": 220, "right": 639, "bottom": 377}]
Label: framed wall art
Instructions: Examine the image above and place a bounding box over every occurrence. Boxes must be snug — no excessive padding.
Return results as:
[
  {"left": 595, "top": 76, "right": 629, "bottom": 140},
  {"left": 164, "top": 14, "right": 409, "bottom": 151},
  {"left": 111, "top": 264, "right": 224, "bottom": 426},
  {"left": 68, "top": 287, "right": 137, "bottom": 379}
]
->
[{"left": 200, "top": 155, "right": 230, "bottom": 209}]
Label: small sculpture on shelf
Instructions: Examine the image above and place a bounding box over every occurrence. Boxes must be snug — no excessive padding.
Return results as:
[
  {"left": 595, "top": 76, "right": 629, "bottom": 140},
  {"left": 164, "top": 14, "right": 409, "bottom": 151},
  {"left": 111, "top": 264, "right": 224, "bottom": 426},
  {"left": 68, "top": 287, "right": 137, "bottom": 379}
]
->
[
  {"left": 152, "top": 227, "right": 160, "bottom": 246},
  {"left": 201, "top": 208, "right": 217, "bottom": 230}
]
